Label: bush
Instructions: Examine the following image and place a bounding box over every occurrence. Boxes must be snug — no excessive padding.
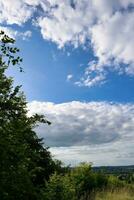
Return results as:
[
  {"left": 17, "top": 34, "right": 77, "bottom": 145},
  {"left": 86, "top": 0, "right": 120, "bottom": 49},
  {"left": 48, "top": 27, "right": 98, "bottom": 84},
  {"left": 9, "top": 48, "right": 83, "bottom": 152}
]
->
[
  {"left": 107, "top": 175, "right": 125, "bottom": 189},
  {"left": 70, "top": 163, "right": 108, "bottom": 199},
  {"left": 42, "top": 173, "right": 76, "bottom": 200}
]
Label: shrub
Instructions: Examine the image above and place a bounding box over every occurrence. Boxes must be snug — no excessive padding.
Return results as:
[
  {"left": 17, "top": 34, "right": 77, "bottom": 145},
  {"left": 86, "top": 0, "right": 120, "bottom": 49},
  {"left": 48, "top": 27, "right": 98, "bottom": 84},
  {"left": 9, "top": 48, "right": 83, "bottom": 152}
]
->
[
  {"left": 107, "top": 175, "right": 125, "bottom": 189},
  {"left": 70, "top": 163, "right": 108, "bottom": 199},
  {"left": 42, "top": 173, "right": 76, "bottom": 200}
]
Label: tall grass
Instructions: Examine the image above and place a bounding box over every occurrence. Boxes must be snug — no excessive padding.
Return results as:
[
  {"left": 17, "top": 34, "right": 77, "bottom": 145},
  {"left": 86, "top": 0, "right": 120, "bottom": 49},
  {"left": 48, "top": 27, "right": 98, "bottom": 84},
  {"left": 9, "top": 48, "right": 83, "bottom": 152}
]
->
[{"left": 95, "top": 187, "right": 134, "bottom": 200}]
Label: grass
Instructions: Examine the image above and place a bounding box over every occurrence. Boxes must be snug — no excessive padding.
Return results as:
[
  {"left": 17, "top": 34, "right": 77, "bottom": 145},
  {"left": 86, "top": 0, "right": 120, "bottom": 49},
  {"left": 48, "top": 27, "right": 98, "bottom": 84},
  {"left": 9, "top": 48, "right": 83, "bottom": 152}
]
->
[{"left": 95, "top": 187, "right": 134, "bottom": 200}]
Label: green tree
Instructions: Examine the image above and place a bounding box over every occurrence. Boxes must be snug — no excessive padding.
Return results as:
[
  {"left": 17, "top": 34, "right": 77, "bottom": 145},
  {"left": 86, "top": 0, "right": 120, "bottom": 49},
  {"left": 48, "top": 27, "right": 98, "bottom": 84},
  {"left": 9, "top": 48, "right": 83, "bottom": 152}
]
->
[
  {"left": 0, "top": 31, "right": 55, "bottom": 200},
  {"left": 70, "top": 163, "right": 108, "bottom": 199}
]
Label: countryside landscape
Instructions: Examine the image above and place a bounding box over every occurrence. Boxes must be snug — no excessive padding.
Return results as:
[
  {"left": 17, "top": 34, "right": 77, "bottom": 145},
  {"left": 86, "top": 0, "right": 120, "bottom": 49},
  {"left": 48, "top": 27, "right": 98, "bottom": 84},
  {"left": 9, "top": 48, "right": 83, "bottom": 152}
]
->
[{"left": 0, "top": 0, "right": 134, "bottom": 199}]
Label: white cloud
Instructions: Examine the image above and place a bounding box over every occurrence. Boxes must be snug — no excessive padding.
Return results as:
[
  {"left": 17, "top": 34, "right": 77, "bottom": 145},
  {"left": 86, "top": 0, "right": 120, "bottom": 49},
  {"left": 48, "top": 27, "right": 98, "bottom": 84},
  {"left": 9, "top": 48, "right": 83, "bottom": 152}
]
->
[
  {"left": 0, "top": 0, "right": 36, "bottom": 25},
  {"left": 125, "top": 63, "right": 134, "bottom": 76},
  {"left": 35, "top": 0, "right": 134, "bottom": 86},
  {"left": 75, "top": 61, "right": 107, "bottom": 87},
  {"left": 24, "top": 0, "right": 40, "bottom": 6},
  {"left": 67, "top": 74, "right": 73, "bottom": 81},
  {"left": 90, "top": 11, "right": 134, "bottom": 68},
  {"left": 50, "top": 141, "right": 134, "bottom": 166},
  {"left": 37, "top": 0, "right": 94, "bottom": 48},
  {"left": 0, "top": 0, "right": 134, "bottom": 86},
  {"left": 0, "top": 26, "right": 32, "bottom": 40},
  {"left": 75, "top": 73, "right": 106, "bottom": 88},
  {"left": 21, "top": 30, "right": 32, "bottom": 40},
  {"left": 28, "top": 101, "right": 134, "bottom": 165}
]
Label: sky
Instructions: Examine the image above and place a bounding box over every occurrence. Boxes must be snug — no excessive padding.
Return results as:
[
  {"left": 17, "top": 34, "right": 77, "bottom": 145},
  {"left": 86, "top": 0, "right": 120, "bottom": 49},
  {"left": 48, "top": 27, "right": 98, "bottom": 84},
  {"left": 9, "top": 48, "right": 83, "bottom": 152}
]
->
[{"left": 0, "top": 0, "right": 134, "bottom": 166}]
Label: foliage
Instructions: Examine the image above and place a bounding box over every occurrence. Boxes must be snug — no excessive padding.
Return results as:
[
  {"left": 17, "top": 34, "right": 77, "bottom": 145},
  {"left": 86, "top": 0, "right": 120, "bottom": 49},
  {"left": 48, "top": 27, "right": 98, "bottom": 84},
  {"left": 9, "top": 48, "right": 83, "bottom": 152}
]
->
[
  {"left": 0, "top": 31, "right": 56, "bottom": 200},
  {"left": 70, "top": 163, "right": 108, "bottom": 198},
  {"left": 42, "top": 163, "right": 109, "bottom": 200},
  {"left": 42, "top": 173, "right": 76, "bottom": 200}
]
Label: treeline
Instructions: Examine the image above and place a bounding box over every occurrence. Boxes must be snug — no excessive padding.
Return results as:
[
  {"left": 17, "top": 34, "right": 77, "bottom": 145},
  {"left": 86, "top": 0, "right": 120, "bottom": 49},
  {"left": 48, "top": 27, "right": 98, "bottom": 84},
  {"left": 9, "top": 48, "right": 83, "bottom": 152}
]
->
[
  {"left": 0, "top": 31, "right": 134, "bottom": 200},
  {"left": 93, "top": 166, "right": 134, "bottom": 184},
  {"left": 93, "top": 165, "right": 134, "bottom": 175}
]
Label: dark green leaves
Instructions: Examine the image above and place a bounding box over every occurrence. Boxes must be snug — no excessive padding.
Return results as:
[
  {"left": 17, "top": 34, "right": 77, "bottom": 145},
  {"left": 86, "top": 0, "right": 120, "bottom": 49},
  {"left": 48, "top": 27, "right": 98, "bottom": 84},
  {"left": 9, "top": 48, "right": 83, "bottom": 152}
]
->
[
  {"left": 0, "top": 32, "right": 23, "bottom": 72},
  {"left": 0, "top": 31, "right": 53, "bottom": 199}
]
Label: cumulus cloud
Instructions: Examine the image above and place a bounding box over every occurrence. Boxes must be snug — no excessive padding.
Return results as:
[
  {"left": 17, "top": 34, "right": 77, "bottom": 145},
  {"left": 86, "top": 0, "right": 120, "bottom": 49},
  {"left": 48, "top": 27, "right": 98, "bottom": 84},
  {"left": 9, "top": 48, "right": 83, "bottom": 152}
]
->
[
  {"left": 37, "top": 0, "right": 94, "bottom": 48},
  {"left": 0, "top": 0, "right": 134, "bottom": 86},
  {"left": 36, "top": 0, "right": 134, "bottom": 87},
  {"left": 90, "top": 11, "right": 134, "bottom": 74},
  {"left": 0, "top": 0, "right": 36, "bottom": 25},
  {"left": 28, "top": 101, "right": 134, "bottom": 165}
]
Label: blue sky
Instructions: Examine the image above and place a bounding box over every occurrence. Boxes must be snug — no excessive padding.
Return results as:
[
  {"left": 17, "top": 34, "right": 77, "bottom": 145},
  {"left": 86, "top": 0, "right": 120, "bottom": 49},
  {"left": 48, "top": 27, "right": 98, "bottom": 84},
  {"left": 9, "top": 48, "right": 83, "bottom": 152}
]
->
[
  {"left": 9, "top": 27, "right": 134, "bottom": 103},
  {"left": 1, "top": 0, "right": 134, "bottom": 166}
]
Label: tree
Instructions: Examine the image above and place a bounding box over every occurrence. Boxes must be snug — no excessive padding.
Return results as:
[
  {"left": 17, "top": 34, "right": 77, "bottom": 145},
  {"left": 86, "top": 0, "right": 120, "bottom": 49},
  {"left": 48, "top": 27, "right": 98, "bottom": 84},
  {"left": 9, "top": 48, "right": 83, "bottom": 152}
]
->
[
  {"left": 0, "top": 31, "right": 55, "bottom": 200},
  {"left": 70, "top": 163, "right": 108, "bottom": 199}
]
